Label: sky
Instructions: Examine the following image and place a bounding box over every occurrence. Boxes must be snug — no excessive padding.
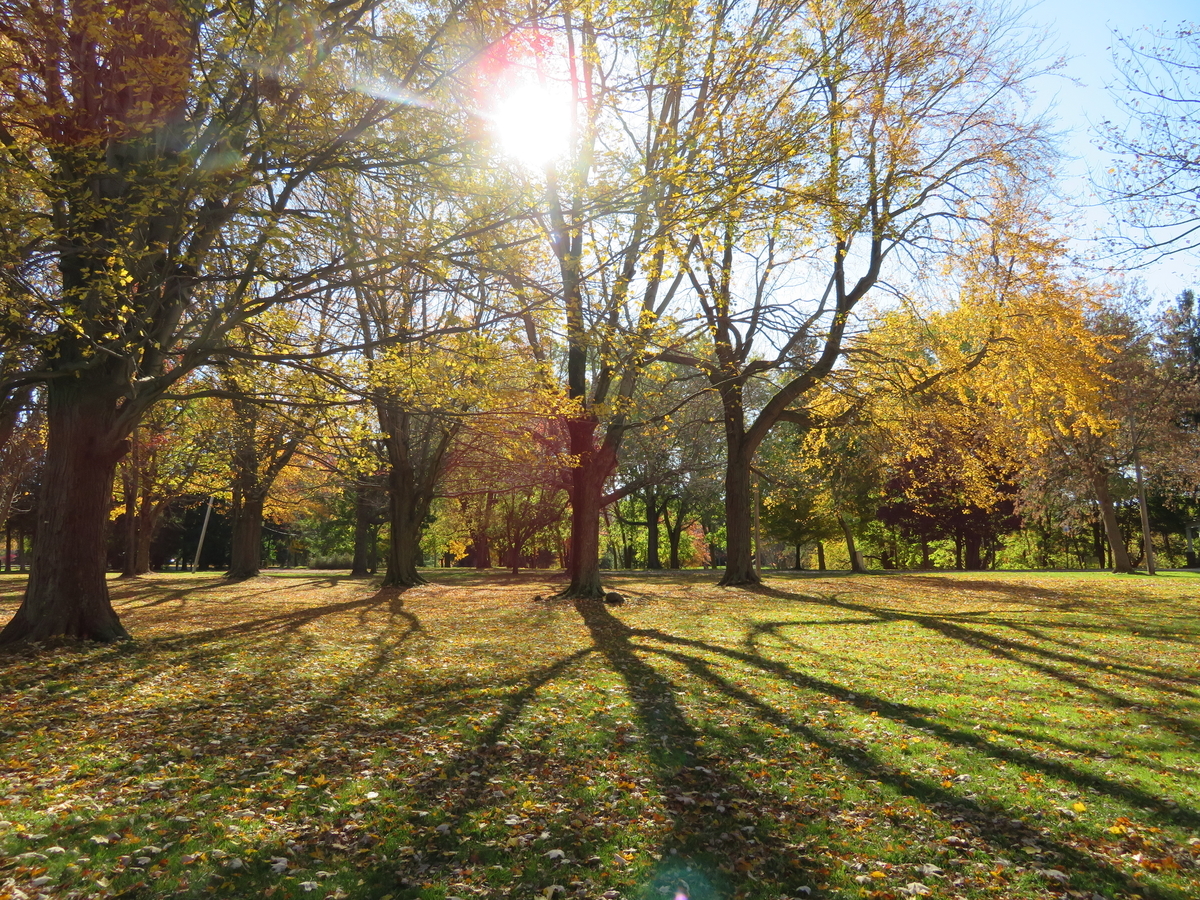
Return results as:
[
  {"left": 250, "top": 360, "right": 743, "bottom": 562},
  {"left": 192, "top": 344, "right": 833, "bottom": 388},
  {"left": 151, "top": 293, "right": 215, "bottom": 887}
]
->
[{"left": 1025, "top": 0, "right": 1197, "bottom": 302}]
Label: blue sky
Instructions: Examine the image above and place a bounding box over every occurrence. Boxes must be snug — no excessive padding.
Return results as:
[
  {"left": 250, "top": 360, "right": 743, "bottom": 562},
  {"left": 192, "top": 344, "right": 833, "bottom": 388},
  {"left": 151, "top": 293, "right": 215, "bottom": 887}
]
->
[{"left": 1027, "top": 0, "right": 1196, "bottom": 300}]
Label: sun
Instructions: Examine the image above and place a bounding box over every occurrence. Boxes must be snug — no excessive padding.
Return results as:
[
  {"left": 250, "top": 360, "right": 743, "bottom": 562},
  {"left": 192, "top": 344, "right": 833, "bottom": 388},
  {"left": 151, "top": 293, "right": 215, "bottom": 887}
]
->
[{"left": 489, "top": 80, "right": 573, "bottom": 170}]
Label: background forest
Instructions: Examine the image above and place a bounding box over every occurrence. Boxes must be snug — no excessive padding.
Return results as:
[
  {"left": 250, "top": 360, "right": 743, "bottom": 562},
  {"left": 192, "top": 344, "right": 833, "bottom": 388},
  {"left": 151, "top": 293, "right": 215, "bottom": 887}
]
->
[{"left": 1, "top": 0, "right": 1200, "bottom": 642}]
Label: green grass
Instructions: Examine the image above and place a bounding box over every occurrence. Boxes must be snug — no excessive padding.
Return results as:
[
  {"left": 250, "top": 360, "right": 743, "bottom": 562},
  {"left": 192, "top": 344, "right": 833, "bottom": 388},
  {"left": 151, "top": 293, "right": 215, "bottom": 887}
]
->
[{"left": 0, "top": 569, "right": 1197, "bottom": 900}]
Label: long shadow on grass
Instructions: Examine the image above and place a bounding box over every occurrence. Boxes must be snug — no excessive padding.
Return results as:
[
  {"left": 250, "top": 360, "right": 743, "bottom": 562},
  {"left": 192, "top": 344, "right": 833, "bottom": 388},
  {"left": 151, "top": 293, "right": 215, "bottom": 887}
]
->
[
  {"left": 583, "top": 595, "right": 1191, "bottom": 900},
  {"left": 385, "top": 599, "right": 827, "bottom": 900},
  {"left": 631, "top": 610, "right": 1200, "bottom": 831},
  {"left": 571, "top": 598, "right": 826, "bottom": 898},
  {"left": 779, "top": 587, "right": 1200, "bottom": 736},
  {"left": 0, "top": 587, "right": 424, "bottom": 756},
  {"left": 637, "top": 638, "right": 1187, "bottom": 900}
]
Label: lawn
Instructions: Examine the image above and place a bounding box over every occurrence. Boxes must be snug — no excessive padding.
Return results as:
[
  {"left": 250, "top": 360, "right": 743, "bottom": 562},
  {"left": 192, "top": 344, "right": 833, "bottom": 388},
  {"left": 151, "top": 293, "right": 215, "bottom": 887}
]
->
[{"left": 0, "top": 569, "right": 1197, "bottom": 900}]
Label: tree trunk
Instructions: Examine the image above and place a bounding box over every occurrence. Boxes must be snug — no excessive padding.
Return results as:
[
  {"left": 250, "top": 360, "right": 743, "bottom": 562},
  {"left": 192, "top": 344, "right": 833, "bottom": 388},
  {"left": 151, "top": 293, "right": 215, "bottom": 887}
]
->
[
  {"left": 662, "top": 499, "right": 687, "bottom": 569},
  {"left": 645, "top": 488, "right": 662, "bottom": 569},
  {"left": 720, "top": 444, "right": 758, "bottom": 585},
  {"left": 474, "top": 491, "right": 494, "bottom": 570},
  {"left": 1091, "top": 469, "right": 1134, "bottom": 573},
  {"left": 794, "top": 543, "right": 803, "bottom": 569},
  {"left": 0, "top": 378, "right": 129, "bottom": 644},
  {"left": 367, "top": 525, "right": 379, "bottom": 574},
  {"left": 1092, "top": 518, "right": 1106, "bottom": 569},
  {"left": 816, "top": 541, "right": 826, "bottom": 571},
  {"left": 133, "top": 499, "right": 162, "bottom": 575},
  {"left": 838, "top": 511, "right": 866, "bottom": 574},
  {"left": 562, "top": 443, "right": 608, "bottom": 596},
  {"left": 120, "top": 480, "right": 138, "bottom": 578},
  {"left": 382, "top": 458, "right": 427, "bottom": 588},
  {"left": 351, "top": 482, "right": 372, "bottom": 577},
  {"left": 228, "top": 494, "right": 265, "bottom": 579},
  {"left": 964, "top": 532, "right": 983, "bottom": 570}
]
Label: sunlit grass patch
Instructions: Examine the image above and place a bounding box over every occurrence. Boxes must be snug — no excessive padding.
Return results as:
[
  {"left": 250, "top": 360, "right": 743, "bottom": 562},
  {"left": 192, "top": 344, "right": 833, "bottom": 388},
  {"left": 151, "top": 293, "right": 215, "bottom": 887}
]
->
[{"left": 0, "top": 569, "right": 1197, "bottom": 900}]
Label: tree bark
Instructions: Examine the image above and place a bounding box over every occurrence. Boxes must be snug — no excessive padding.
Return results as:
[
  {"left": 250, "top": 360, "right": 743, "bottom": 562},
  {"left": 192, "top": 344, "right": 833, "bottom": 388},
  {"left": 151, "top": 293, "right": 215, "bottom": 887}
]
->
[
  {"left": 120, "top": 479, "right": 138, "bottom": 578},
  {"left": 559, "top": 417, "right": 616, "bottom": 599},
  {"left": 1091, "top": 469, "right": 1134, "bottom": 573},
  {"left": 816, "top": 541, "right": 826, "bottom": 571},
  {"left": 644, "top": 488, "right": 662, "bottom": 569},
  {"left": 133, "top": 499, "right": 162, "bottom": 575},
  {"left": 662, "top": 498, "right": 687, "bottom": 570},
  {"left": 378, "top": 408, "right": 454, "bottom": 588},
  {"left": 228, "top": 494, "right": 265, "bottom": 579},
  {"left": 720, "top": 442, "right": 758, "bottom": 585},
  {"left": 0, "top": 378, "right": 130, "bottom": 644},
  {"left": 838, "top": 511, "right": 867, "bottom": 574},
  {"left": 382, "top": 451, "right": 427, "bottom": 588},
  {"left": 964, "top": 533, "right": 983, "bottom": 570}
]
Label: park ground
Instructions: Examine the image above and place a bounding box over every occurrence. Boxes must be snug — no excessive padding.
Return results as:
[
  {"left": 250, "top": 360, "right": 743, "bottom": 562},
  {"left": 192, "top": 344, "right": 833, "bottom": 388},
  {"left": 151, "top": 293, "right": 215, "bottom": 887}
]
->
[{"left": 0, "top": 570, "right": 1197, "bottom": 900}]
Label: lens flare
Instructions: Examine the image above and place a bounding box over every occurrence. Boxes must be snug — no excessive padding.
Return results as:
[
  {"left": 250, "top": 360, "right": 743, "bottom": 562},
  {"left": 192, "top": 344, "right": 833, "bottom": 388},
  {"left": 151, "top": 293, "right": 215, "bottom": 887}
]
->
[{"left": 489, "top": 81, "right": 572, "bottom": 169}]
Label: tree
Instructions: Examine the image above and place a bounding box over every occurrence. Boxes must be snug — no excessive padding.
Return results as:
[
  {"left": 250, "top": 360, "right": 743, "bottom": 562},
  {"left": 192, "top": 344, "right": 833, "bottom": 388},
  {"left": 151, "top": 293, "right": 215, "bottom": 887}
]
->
[
  {"left": 664, "top": 0, "right": 1050, "bottom": 585},
  {"left": 220, "top": 364, "right": 321, "bottom": 579},
  {"left": 1101, "top": 23, "right": 1200, "bottom": 261},
  {"left": 504, "top": 0, "right": 810, "bottom": 597},
  {"left": 0, "top": 0, "right": 492, "bottom": 641},
  {"left": 113, "top": 393, "right": 225, "bottom": 576}
]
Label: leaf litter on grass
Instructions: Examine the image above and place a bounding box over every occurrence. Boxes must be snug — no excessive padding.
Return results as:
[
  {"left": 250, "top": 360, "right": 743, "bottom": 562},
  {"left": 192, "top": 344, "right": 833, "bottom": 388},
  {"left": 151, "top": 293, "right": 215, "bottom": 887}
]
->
[{"left": 0, "top": 569, "right": 1197, "bottom": 900}]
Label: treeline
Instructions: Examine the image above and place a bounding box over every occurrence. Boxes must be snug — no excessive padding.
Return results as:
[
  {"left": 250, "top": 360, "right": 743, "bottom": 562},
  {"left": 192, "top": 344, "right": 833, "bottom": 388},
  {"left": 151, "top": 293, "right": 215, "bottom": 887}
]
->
[{"left": 0, "top": 0, "right": 1197, "bottom": 642}]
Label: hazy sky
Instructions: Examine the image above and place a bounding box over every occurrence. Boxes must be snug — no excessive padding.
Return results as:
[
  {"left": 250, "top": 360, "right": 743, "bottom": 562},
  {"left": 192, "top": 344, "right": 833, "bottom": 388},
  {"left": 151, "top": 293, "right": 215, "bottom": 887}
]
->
[{"left": 1026, "top": 0, "right": 1196, "bottom": 300}]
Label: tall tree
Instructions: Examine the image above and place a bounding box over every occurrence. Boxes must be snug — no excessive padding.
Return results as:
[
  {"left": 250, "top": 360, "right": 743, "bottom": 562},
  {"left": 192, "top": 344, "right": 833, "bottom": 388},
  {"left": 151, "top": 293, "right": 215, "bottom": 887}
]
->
[
  {"left": 0, "top": 0, "right": 490, "bottom": 642},
  {"left": 663, "top": 0, "right": 1050, "bottom": 584},
  {"left": 506, "top": 0, "right": 809, "bottom": 597}
]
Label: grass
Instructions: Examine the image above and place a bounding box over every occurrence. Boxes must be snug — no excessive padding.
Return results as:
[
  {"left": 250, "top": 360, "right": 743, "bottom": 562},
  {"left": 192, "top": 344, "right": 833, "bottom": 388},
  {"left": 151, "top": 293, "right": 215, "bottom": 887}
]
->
[{"left": 0, "top": 568, "right": 1197, "bottom": 900}]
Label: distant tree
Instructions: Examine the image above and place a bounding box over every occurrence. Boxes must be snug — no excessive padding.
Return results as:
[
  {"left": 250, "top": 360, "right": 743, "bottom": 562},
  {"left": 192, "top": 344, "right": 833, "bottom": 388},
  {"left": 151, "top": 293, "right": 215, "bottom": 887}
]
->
[
  {"left": 114, "top": 394, "right": 226, "bottom": 576},
  {"left": 877, "top": 442, "right": 1020, "bottom": 571}
]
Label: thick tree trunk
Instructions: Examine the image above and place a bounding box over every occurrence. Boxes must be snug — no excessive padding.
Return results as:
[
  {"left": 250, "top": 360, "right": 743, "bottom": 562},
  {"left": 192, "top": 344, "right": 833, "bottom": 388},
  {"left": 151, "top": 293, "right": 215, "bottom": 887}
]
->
[
  {"left": 816, "top": 541, "right": 826, "bottom": 571},
  {"left": 120, "top": 478, "right": 138, "bottom": 578},
  {"left": 0, "top": 379, "right": 129, "bottom": 644},
  {"left": 562, "top": 457, "right": 607, "bottom": 596},
  {"left": 559, "top": 417, "right": 616, "bottom": 599},
  {"left": 351, "top": 482, "right": 372, "bottom": 577},
  {"left": 838, "top": 512, "right": 867, "bottom": 574},
  {"left": 1091, "top": 469, "right": 1134, "bottom": 573},
  {"left": 720, "top": 444, "right": 758, "bottom": 585},
  {"left": 384, "top": 515, "right": 424, "bottom": 586},
  {"left": 382, "top": 462, "right": 427, "bottom": 587},
  {"left": 228, "top": 494, "right": 265, "bottom": 579}
]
